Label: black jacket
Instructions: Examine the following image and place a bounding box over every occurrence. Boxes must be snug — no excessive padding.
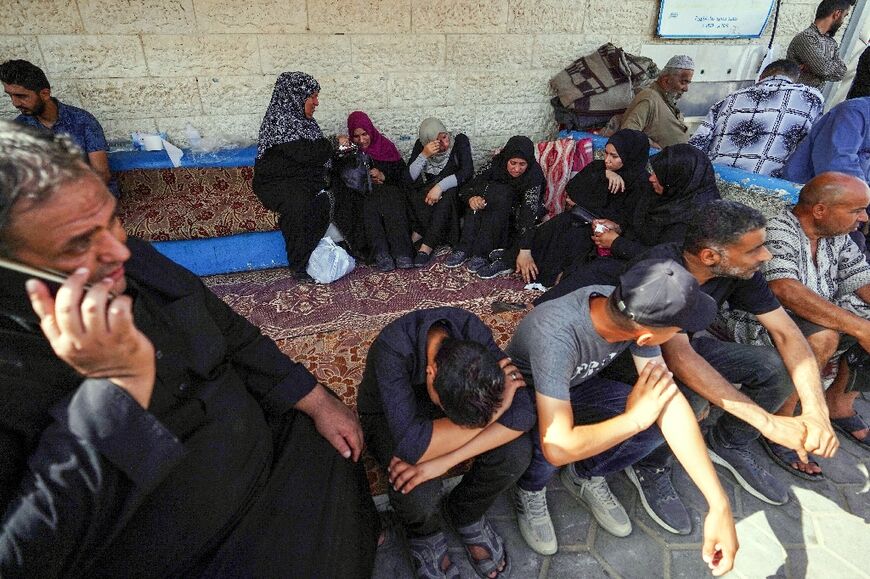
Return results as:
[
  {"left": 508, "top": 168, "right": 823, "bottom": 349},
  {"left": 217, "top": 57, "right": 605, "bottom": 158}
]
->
[{"left": 0, "top": 238, "right": 317, "bottom": 577}]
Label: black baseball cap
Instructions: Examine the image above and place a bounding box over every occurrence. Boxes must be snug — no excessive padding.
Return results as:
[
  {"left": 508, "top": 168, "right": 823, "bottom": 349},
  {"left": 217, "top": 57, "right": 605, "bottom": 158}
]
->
[{"left": 613, "top": 258, "right": 717, "bottom": 333}]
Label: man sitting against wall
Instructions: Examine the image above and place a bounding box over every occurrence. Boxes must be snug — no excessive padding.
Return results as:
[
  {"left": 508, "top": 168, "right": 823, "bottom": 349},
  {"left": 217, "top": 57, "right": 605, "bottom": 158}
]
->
[
  {"left": 0, "top": 59, "right": 118, "bottom": 197},
  {"left": 689, "top": 59, "right": 824, "bottom": 179},
  {"left": 619, "top": 55, "right": 695, "bottom": 148},
  {"left": 719, "top": 173, "right": 870, "bottom": 461},
  {"left": 0, "top": 121, "right": 377, "bottom": 578}
]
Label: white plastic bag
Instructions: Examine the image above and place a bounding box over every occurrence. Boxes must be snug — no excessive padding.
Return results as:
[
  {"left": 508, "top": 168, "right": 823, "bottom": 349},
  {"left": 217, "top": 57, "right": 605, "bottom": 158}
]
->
[{"left": 306, "top": 237, "right": 355, "bottom": 283}]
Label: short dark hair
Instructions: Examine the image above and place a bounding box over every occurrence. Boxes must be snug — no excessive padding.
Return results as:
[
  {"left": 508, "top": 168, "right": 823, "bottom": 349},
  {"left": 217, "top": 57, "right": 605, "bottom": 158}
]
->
[
  {"left": 683, "top": 200, "right": 767, "bottom": 254},
  {"left": 0, "top": 121, "right": 88, "bottom": 256},
  {"left": 816, "top": 0, "right": 854, "bottom": 20},
  {"left": 433, "top": 338, "right": 505, "bottom": 428},
  {"left": 761, "top": 59, "right": 801, "bottom": 81},
  {"left": 0, "top": 60, "right": 50, "bottom": 92}
]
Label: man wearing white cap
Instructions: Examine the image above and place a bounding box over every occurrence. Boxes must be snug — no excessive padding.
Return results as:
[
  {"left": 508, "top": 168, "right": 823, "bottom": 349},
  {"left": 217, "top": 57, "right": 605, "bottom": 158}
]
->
[{"left": 621, "top": 54, "right": 695, "bottom": 148}]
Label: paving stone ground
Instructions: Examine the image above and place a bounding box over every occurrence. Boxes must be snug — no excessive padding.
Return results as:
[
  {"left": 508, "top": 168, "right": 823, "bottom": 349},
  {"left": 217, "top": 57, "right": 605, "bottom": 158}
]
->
[{"left": 372, "top": 395, "right": 870, "bottom": 578}]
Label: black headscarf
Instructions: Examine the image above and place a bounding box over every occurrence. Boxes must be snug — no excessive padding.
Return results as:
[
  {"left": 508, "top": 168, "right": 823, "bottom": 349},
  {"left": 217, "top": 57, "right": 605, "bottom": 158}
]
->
[
  {"left": 605, "top": 129, "right": 650, "bottom": 187},
  {"left": 643, "top": 144, "right": 720, "bottom": 225},
  {"left": 566, "top": 129, "right": 650, "bottom": 213},
  {"left": 486, "top": 135, "right": 545, "bottom": 192}
]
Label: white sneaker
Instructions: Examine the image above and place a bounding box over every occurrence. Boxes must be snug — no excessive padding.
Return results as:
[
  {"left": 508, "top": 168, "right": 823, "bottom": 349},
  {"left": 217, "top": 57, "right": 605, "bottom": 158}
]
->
[
  {"left": 559, "top": 468, "right": 631, "bottom": 537},
  {"left": 512, "top": 486, "right": 558, "bottom": 555}
]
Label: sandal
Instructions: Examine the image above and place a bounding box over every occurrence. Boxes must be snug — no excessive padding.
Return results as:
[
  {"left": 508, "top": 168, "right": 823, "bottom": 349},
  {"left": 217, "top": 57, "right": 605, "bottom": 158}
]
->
[
  {"left": 452, "top": 515, "right": 511, "bottom": 579},
  {"left": 832, "top": 414, "right": 870, "bottom": 451},
  {"left": 408, "top": 531, "right": 460, "bottom": 579},
  {"left": 759, "top": 438, "right": 824, "bottom": 481},
  {"left": 491, "top": 300, "right": 528, "bottom": 314}
]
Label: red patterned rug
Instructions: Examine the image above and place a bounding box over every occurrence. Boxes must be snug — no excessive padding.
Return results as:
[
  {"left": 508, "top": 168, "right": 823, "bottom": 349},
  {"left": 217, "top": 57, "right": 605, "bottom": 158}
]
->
[
  {"left": 204, "top": 256, "right": 540, "bottom": 494},
  {"left": 204, "top": 256, "right": 538, "bottom": 342}
]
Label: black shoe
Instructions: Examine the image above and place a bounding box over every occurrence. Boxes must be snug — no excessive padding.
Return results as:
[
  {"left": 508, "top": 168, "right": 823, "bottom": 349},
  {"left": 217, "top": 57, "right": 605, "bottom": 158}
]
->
[
  {"left": 413, "top": 251, "right": 431, "bottom": 268},
  {"left": 395, "top": 255, "right": 415, "bottom": 269},
  {"left": 374, "top": 253, "right": 395, "bottom": 272},
  {"left": 706, "top": 431, "right": 789, "bottom": 505},
  {"left": 624, "top": 464, "right": 691, "bottom": 535},
  {"left": 477, "top": 258, "right": 513, "bottom": 279}
]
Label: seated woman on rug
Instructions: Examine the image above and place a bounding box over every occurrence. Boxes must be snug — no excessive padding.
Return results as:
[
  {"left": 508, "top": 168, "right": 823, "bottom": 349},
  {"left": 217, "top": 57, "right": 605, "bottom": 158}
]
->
[
  {"left": 406, "top": 117, "right": 474, "bottom": 267},
  {"left": 508, "top": 129, "right": 650, "bottom": 286},
  {"left": 252, "top": 71, "right": 349, "bottom": 282},
  {"left": 444, "top": 135, "right": 546, "bottom": 280},
  {"left": 338, "top": 111, "right": 415, "bottom": 272},
  {"left": 535, "top": 143, "right": 720, "bottom": 305}
]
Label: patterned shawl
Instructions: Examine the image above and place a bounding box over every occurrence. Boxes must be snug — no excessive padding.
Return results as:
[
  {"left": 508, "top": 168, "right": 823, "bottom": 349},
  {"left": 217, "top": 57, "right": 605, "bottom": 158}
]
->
[{"left": 256, "top": 71, "right": 323, "bottom": 159}]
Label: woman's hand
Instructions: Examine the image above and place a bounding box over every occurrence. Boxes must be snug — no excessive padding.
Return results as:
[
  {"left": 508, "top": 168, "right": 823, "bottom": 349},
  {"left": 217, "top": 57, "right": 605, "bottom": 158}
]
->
[
  {"left": 422, "top": 140, "right": 442, "bottom": 158},
  {"left": 425, "top": 183, "right": 443, "bottom": 205},
  {"left": 515, "top": 249, "right": 538, "bottom": 283},
  {"left": 468, "top": 196, "right": 487, "bottom": 211},
  {"left": 337, "top": 135, "right": 350, "bottom": 147},
  {"left": 592, "top": 227, "right": 619, "bottom": 249},
  {"left": 605, "top": 170, "right": 625, "bottom": 194},
  {"left": 370, "top": 168, "right": 385, "bottom": 185},
  {"left": 592, "top": 218, "right": 620, "bottom": 232}
]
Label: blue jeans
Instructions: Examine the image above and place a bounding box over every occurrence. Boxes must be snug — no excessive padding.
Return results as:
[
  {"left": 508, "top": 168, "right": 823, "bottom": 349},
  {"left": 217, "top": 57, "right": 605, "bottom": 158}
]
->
[
  {"left": 516, "top": 376, "right": 665, "bottom": 492},
  {"left": 638, "top": 336, "right": 795, "bottom": 469}
]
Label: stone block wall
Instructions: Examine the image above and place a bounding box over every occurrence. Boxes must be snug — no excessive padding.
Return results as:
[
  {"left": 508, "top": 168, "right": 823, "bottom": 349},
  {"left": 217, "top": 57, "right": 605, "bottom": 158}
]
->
[{"left": 0, "top": 1, "right": 825, "bottom": 160}]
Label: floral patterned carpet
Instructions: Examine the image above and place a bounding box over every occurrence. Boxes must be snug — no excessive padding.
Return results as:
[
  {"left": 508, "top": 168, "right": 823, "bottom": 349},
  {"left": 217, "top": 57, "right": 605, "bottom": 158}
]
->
[{"left": 204, "top": 257, "right": 539, "bottom": 493}]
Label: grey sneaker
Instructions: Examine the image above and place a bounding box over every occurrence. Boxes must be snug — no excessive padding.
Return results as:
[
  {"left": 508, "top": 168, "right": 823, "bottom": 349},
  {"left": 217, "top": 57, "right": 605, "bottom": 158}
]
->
[
  {"left": 444, "top": 250, "right": 467, "bottom": 268},
  {"left": 560, "top": 467, "right": 631, "bottom": 537},
  {"left": 466, "top": 256, "right": 489, "bottom": 273},
  {"left": 512, "top": 486, "right": 557, "bottom": 555},
  {"left": 477, "top": 258, "right": 513, "bottom": 279},
  {"left": 624, "top": 464, "right": 691, "bottom": 535},
  {"left": 706, "top": 431, "right": 789, "bottom": 505}
]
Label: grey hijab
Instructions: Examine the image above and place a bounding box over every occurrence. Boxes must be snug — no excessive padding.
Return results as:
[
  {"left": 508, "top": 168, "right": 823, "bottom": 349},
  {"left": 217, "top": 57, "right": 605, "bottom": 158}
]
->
[{"left": 418, "top": 117, "right": 453, "bottom": 175}]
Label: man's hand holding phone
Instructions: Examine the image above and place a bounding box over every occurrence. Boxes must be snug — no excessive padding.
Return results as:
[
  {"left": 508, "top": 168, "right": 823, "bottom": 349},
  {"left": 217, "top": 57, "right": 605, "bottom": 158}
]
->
[{"left": 26, "top": 267, "right": 156, "bottom": 409}]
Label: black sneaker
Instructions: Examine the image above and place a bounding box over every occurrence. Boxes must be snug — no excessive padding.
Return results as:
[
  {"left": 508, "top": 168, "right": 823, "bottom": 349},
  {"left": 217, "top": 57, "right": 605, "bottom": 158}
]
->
[
  {"left": 374, "top": 253, "right": 395, "bottom": 272},
  {"left": 624, "top": 464, "right": 691, "bottom": 535},
  {"left": 706, "top": 431, "right": 789, "bottom": 505},
  {"left": 466, "top": 256, "right": 489, "bottom": 273},
  {"left": 488, "top": 247, "right": 506, "bottom": 261},
  {"left": 444, "top": 250, "right": 468, "bottom": 268},
  {"left": 413, "top": 251, "right": 431, "bottom": 268},
  {"left": 477, "top": 258, "right": 513, "bottom": 279},
  {"left": 395, "top": 255, "right": 414, "bottom": 269}
]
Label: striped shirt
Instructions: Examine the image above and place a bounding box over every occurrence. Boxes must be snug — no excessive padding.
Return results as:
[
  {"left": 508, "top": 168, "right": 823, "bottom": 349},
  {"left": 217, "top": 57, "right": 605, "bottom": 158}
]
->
[{"left": 787, "top": 24, "right": 847, "bottom": 89}]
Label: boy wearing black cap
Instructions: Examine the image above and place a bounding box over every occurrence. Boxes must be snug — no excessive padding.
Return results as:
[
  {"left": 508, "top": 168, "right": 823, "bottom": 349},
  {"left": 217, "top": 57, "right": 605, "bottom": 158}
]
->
[{"left": 508, "top": 259, "right": 738, "bottom": 577}]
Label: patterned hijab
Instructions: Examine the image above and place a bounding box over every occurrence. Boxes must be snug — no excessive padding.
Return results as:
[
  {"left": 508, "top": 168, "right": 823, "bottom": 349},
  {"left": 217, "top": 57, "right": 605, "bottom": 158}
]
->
[
  {"left": 418, "top": 117, "right": 453, "bottom": 175},
  {"left": 256, "top": 71, "right": 323, "bottom": 159},
  {"left": 347, "top": 111, "right": 402, "bottom": 162},
  {"left": 487, "top": 135, "right": 545, "bottom": 192}
]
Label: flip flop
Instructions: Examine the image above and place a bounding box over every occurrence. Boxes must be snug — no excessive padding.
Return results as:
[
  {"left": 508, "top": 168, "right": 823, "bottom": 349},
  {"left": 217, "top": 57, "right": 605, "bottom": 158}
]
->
[
  {"left": 832, "top": 414, "right": 870, "bottom": 451},
  {"left": 759, "top": 438, "right": 824, "bottom": 481}
]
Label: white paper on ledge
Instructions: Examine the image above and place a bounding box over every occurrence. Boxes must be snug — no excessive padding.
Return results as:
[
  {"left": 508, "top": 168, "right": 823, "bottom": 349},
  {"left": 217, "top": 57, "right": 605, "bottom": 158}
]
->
[{"left": 162, "top": 138, "right": 184, "bottom": 168}]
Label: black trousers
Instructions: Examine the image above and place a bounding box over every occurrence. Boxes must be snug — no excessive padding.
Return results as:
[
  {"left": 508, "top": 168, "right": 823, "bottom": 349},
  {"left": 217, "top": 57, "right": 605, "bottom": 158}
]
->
[
  {"left": 201, "top": 409, "right": 379, "bottom": 579},
  {"left": 361, "top": 413, "right": 532, "bottom": 537},
  {"left": 364, "top": 185, "right": 414, "bottom": 259},
  {"left": 407, "top": 185, "right": 461, "bottom": 249},
  {"left": 257, "top": 184, "right": 331, "bottom": 273},
  {"left": 457, "top": 188, "right": 514, "bottom": 258}
]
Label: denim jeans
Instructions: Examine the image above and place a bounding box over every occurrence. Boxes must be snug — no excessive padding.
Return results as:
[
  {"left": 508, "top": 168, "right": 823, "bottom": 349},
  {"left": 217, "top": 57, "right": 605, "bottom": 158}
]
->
[
  {"left": 361, "top": 413, "right": 532, "bottom": 537},
  {"left": 637, "top": 336, "right": 795, "bottom": 469},
  {"left": 516, "top": 376, "right": 666, "bottom": 492}
]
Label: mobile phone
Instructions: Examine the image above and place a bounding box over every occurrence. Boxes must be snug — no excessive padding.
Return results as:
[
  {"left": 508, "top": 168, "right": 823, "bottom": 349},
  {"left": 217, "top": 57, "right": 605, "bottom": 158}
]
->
[{"left": 0, "top": 257, "right": 107, "bottom": 296}]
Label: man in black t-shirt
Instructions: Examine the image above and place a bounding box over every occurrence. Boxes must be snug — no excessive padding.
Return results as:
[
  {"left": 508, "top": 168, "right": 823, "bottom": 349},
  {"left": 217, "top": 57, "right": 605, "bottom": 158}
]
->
[{"left": 617, "top": 200, "right": 837, "bottom": 536}]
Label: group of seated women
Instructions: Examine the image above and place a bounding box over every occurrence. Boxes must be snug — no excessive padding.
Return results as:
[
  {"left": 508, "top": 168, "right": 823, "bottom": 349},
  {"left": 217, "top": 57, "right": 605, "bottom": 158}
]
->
[{"left": 252, "top": 71, "right": 721, "bottom": 288}]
